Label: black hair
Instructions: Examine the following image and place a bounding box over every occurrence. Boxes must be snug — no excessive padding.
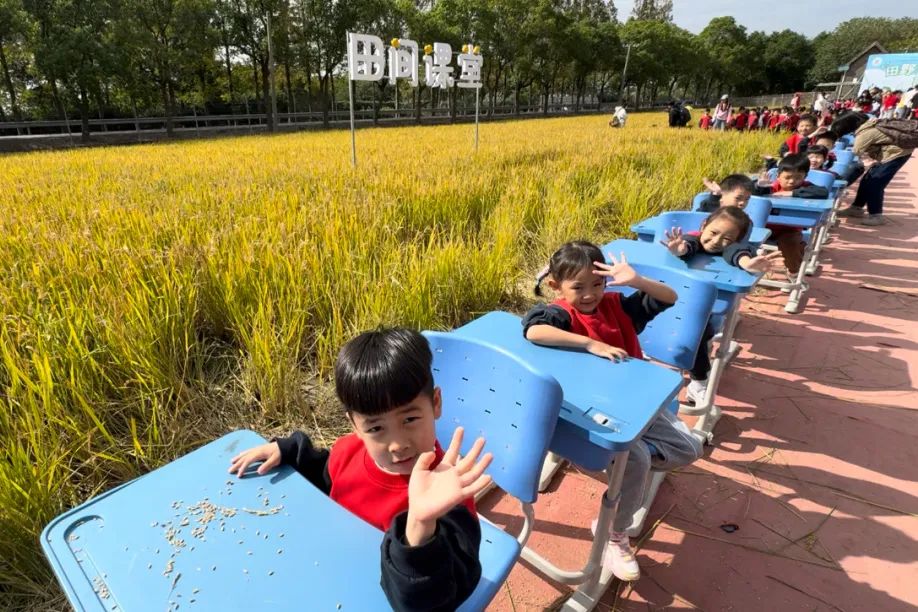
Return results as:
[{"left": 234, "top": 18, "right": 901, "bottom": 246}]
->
[
  {"left": 798, "top": 114, "right": 817, "bottom": 126},
  {"left": 334, "top": 328, "right": 434, "bottom": 416},
  {"left": 830, "top": 111, "right": 868, "bottom": 137},
  {"left": 535, "top": 240, "right": 604, "bottom": 297},
  {"left": 719, "top": 174, "right": 754, "bottom": 194},
  {"left": 777, "top": 153, "right": 810, "bottom": 175},
  {"left": 703, "top": 206, "right": 752, "bottom": 240},
  {"left": 816, "top": 129, "right": 838, "bottom": 144},
  {"left": 807, "top": 144, "right": 829, "bottom": 158}
]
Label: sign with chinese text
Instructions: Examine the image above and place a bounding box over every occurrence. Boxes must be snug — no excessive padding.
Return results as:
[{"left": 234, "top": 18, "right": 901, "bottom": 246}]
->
[
  {"left": 860, "top": 54, "right": 918, "bottom": 92},
  {"left": 347, "top": 33, "right": 482, "bottom": 89}
]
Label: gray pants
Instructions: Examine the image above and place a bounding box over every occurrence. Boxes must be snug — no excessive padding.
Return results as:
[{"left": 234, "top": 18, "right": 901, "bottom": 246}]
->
[{"left": 614, "top": 409, "right": 702, "bottom": 532}]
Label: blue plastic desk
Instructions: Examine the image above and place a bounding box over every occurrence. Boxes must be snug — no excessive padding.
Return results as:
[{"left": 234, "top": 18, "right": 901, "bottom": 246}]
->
[
  {"left": 600, "top": 239, "right": 760, "bottom": 441},
  {"left": 453, "top": 311, "right": 683, "bottom": 471},
  {"left": 766, "top": 196, "right": 833, "bottom": 229},
  {"left": 451, "top": 311, "right": 683, "bottom": 610},
  {"left": 42, "top": 430, "right": 397, "bottom": 611},
  {"left": 631, "top": 215, "right": 771, "bottom": 246}
]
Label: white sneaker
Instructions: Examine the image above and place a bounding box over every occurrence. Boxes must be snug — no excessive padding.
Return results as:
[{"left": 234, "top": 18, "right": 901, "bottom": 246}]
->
[
  {"left": 686, "top": 379, "right": 708, "bottom": 405},
  {"left": 590, "top": 521, "right": 641, "bottom": 582}
]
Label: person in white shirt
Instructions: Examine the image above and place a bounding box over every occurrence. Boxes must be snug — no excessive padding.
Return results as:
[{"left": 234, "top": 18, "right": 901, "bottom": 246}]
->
[{"left": 610, "top": 106, "right": 627, "bottom": 128}]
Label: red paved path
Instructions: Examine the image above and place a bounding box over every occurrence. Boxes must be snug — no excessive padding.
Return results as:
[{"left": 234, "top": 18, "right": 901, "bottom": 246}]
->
[{"left": 483, "top": 158, "right": 918, "bottom": 612}]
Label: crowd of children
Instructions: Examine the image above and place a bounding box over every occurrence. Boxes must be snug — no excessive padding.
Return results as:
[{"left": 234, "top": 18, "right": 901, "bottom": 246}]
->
[{"left": 696, "top": 86, "right": 918, "bottom": 133}]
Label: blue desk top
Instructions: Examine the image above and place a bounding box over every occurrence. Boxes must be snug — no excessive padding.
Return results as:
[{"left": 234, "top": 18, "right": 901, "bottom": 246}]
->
[
  {"left": 601, "top": 238, "right": 759, "bottom": 294},
  {"left": 453, "top": 312, "right": 682, "bottom": 455},
  {"left": 42, "top": 430, "right": 393, "bottom": 612},
  {"left": 766, "top": 196, "right": 834, "bottom": 212}
]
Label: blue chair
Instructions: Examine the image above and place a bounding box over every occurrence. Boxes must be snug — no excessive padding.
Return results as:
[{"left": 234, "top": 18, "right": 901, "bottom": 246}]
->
[
  {"left": 690, "top": 193, "right": 772, "bottom": 229},
  {"left": 834, "top": 149, "right": 855, "bottom": 166},
  {"left": 806, "top": 169, "right": 835, "bottom": 191},
  {"left": 425, "top": 332, "right": 563, "bottom": 610},
  {"left": 653, "top": 210, "right": 771, "bottom": 248}
]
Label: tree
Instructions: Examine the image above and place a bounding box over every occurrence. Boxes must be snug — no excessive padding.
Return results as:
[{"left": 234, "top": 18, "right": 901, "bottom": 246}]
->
[
  {"left": 0, "top": 0, "right": 30, "bottom": 119},
  {"left": 697, "top": 16, "right": 748, "bottom": 101},
  {"left": 631, "top": 0, "right": 671, "bottom": 22}
]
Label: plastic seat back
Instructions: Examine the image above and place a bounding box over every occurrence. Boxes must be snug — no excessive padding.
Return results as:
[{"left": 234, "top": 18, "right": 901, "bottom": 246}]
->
[
  {"left": 744, "top": 196, "right": 772, "bottom": 227},
  {"left": 424, "top": 332, "right": 562, "bottom": 504},
  {"left": 834, "top": 149, "right": 855, "bottom": 166},
  {"left": 691, "top": 192, "right": 709, "bottom": 211},
  {"left": 604, "top": 262, "right": 717, "bottom": 371},
  {"left": 806, "top": 169, "right": 835, "bottom": 191},
  {"left": 654, "top": 210, "right": 706, "bottom": 236}
]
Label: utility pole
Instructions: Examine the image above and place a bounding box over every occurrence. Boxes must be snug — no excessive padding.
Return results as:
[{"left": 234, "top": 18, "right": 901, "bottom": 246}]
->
[
  {"left": 267, "top": 11, "right": 279, "bottom": 132},
  {"left": 619, "top": 43, "right": 632, "bottom": 106}
]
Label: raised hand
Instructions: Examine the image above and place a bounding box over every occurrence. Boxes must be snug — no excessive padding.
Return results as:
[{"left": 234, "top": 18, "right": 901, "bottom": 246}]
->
[
  {"left": 405, "top": 427, "right": 492, "bottom": 545},
  {"left": 740, "top": 250, "right": 784, "bottom": 273},
  {"left": 585, "top": 340, "right": 629, "bottom": 363},
  {"left": 228, "top": 441, "right": 282, "bottom": 477},
  {"left": 702, "top": 177, "right": 721, "bottom": 195},
  {"left": 593, "top": 252, "right": 639, "bottom": 287},
  {"left": 660, "top": 227, "right": 688, "bottom": 256}
]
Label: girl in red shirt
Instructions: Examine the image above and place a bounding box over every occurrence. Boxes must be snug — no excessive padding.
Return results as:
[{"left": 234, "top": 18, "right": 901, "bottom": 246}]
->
[{"left": 526, "top": 241, "right": 701, "bottom": 583}]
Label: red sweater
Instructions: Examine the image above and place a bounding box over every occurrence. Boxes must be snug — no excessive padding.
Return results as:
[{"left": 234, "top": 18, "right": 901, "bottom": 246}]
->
[
  {"left": 328, "top": 433, "right": 476, "bottom": 531},
  {"left": 552, "top": 293, "right": 643, "bottom": 358},
  {"left": 734, "top": 113, "right": 748, "bottom": 130},
  {"left": 699, "top": 115, "right": 712, "bottom": 129}
]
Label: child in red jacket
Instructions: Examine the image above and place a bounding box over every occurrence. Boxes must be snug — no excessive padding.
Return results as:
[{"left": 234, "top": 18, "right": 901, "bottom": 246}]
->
[{"left": 699, "top": 108, "right": 713, "bottom": 129}]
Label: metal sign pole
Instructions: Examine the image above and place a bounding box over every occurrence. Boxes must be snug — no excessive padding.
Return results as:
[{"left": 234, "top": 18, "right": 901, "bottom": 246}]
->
[
  {"left": 347, "top": 34, "right": 357, "bottom": 167},
  {"left": 474, "top": 85, "right": 480, "bottom": 151}
]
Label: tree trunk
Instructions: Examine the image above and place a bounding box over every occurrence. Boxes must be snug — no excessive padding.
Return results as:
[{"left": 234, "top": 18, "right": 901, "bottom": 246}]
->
[
  {"left": 223, "top": 34, "right": 234, "bottom": 100},
  {"left": 0, "top": 38, "right": 20, "bottom": 119},
  {"left": 514, "top": 82, "right": 521, "bottom": 116},
  {"left": 160, "top": 79, "right": 174, "bottom": 137},
  {"left": 261, "top": 57, "right": 273, "bottom": 132},
  {"left": 78, "top": 85, "right": 91, "bottom": 143},
  {"left": 320, "top": 76, "right": 329, "bottom": 128},
  {"left": 284, "top": 60, "right": 294, "bottom": 121},
  {"left": 415, "top": 84, "right": 422, "bottom": 124}
]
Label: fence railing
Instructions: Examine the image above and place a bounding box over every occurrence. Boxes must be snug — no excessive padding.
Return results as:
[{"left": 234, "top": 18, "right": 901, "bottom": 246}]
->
[{"left": 0, "top": 103, "right": 610, "bottom": 139}]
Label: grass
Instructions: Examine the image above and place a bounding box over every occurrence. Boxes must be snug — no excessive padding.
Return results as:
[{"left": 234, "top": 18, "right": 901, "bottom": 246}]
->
[{"left": 0, "top": 113, "right": 783, "bottom": 609}]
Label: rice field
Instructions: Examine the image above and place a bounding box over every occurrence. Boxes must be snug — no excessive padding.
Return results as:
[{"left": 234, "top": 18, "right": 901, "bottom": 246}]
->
[{"left": 0, "top": 113, "right": 783, "bottom": 608}]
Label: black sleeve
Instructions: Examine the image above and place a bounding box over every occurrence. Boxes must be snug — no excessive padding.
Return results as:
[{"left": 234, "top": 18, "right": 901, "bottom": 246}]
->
[
  {"left": 521, "top": 303, "right": 571, "bottom": 336},
  {"left": 677, "top": 235, "right": 703, "bottom": 260},
  {"left": 619, "top": 290, "right": 674, "bottom": 334},
  {"left": 778, "top": 140, "right": 790, "bottom": 156},
  {"left": 793, "top": 184, "right": 829, "bottom": 199},
  {"left": 273, "top": 431, "right": 332, "bottom": 494},
  {"left": 798, "top": 136, "right": 811, "bottom": 153},
  {"left": 380, "top": 506, "right": 482, "bottom": 612},
  {"left": 722, "top": 242, "right": 755, "bottom": 268},
  {"left": 697, "top": 194, "right": 721, "bottom": 213},
  {"left": 752, "top": 183, "right": 773, "bottom": 196}
]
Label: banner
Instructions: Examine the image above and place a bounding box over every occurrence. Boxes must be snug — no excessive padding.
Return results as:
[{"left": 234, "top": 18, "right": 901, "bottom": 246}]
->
[{"left": 860, "top": 54, "right": 918, "bottom": 92}]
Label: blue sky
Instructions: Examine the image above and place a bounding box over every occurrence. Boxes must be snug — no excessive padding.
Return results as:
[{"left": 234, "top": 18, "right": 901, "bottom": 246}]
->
[{"left": 614, "top": 0, "right": 916, "bottom": 36}]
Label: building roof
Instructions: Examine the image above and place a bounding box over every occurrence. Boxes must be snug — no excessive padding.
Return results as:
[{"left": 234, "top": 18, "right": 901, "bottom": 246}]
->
[{"left": 847, "top": 41, "right": 890, "bottom": 66}]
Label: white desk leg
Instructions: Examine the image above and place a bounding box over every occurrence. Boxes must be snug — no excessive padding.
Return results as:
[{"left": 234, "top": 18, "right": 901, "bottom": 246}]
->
[
  {"left": 539, "top": 452, "right": 567, "bottom": 492},
  {"left": 689, "top": 299, "right": 742, "bottom": 443},
  {"left": 625, "top": 471, "right": 666, "bottom": 538},
  {"left": 558, "top": 452, "right": 630, "bottom": 612}
]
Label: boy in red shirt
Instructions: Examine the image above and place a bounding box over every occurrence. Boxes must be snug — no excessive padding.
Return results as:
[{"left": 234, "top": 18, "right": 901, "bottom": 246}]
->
[
  {"left": 229, "top": 329, "right": 492, "bottom": 612},
  {"left": 753, "top": 153, "right": 829, "bottom": 278},
  {"left": 779, "top": 114, "right": 817, "bottom": 156},
  {"left": 699, "top": 108, "right": 713, "bottom": 129},
  {"left": 734, "top": 107, "right": 749, "bottom": 130},
  {"left": 785, "top": 107, "right": 800, "bottom": 133},
  {"left": 747, "top": 107, "right": 759, "bottom": 131}
]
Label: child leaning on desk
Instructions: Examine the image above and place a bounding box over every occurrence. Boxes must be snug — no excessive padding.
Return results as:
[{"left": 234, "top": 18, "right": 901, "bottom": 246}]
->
[
  {"left": 523, "top": 241, "right": 703, "bottom": 583},
  {"left": 227, "top": 329, "right": 492, "bottom": 612},
  {"left": 753, "top": 152, "right": 829, "bottom": 281},
  {"left": 661, "top": 207, "right": 783, "bottom": 403}
]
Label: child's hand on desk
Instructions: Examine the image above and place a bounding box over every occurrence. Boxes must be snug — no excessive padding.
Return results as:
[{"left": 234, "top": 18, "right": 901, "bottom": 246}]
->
[
  {"left": 406, "top": 427, "right": 492, "bottom": 546},
  {"left": 228, "top": 441, "right": 282, "bottom": 477},
  {"left": 660, "top": 227, "right": 688, "bottom": 256},
  {"left": 739, "top": 251, "right": 784, "bottom": 273},
  {"left": 585, "top": 340, "right": 629, "bottom": 362}
]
